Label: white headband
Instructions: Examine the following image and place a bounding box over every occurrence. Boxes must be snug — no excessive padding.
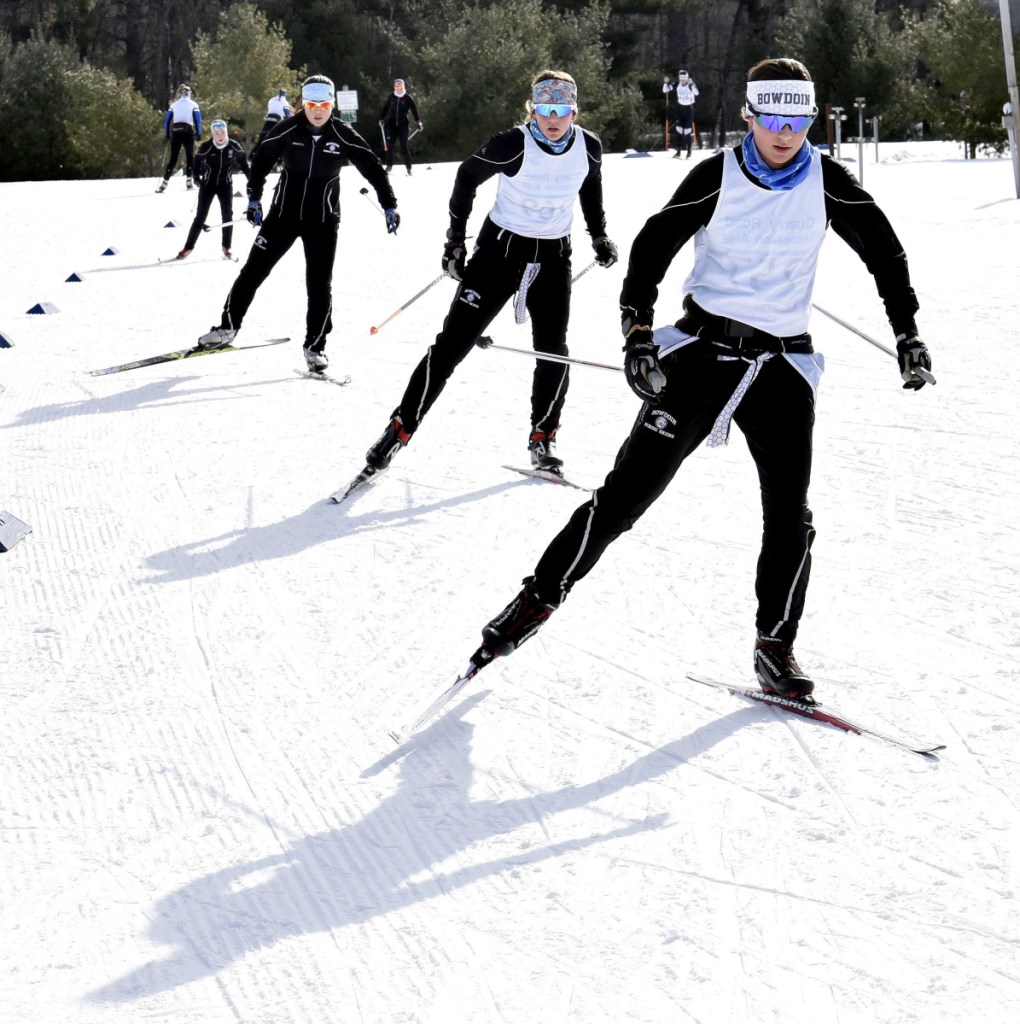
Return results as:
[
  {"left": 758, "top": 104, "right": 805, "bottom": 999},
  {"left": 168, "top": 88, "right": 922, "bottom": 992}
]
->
[{"left": 746, "top": 79, "right": 816, "bottom": 116}]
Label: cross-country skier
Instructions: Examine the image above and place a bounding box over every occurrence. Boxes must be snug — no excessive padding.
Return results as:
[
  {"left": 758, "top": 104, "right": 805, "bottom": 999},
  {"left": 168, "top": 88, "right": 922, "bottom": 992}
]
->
[
  {"left": 175, "top": 120, "right": 250, "bottom": 260},
  {"left": 476, "top": 57, "right": 933, "bottom": 702},
  {"left": 157, "top": 85, "right": 202, "bottom": 193},
  {"left": 671, "top": 69, "right": 699, "bottom": 158},
  {"left": 194, "top": 75, "right": 398, "bottom": 373},
  {"left": 378, "top": 79, "right": 422, "bottom": 176},
  {"left": 358, "top": 69, "right": 618, "bottom": 481}
]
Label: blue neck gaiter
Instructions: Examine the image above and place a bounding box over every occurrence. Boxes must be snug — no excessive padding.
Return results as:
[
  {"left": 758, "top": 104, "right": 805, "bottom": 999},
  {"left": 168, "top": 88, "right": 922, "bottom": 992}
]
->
[
  {"left": 741, "top": 132, "right": 815, "bottom": 191},
  {"left": 529, "top": 119, "right": 573, "bottom": 154}
]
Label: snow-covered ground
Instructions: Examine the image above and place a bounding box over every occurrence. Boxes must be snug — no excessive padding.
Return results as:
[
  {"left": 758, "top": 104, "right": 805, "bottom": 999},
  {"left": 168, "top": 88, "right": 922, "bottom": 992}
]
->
[{"left": 2, "top": 139, "right": 1018, "bottom": 1024}]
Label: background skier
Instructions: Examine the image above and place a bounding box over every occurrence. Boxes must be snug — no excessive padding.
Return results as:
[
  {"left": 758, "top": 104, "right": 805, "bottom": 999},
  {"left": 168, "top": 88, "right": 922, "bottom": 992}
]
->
[
  {"left": 378, "top": 79, "right": 422, "bottom": 175},
  {"left": 175, "top": 119, "right": 250, "bottom": 260},
  {"left": 194, "top": 75, "right": 398, "bottom": 374},
  {"left": 157, "top": 84, "right": 201, "bottom": 192}
]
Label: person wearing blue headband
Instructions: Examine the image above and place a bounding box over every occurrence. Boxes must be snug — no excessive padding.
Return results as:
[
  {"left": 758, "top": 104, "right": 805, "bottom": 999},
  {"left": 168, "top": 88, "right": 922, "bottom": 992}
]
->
[
  {"left": 174, "top": 119, "right": 250, "bottom": 260},
  {"left": 356, "top": 69, "right": 618, "bottom": 484},
  {"left": 196, "top": 74, "right": 398, "bottom": 374},
  {"left": 475, "top": 57, "right": 933, "bottom": 705}
]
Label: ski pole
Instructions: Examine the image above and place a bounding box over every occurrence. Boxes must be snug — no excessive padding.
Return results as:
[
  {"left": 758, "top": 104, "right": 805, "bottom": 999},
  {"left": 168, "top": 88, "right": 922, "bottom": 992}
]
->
[
  {"left": 408, "top": 127, "right": 422, "bottom": 142},
  {"left": 811, "top": 303, "right": 936, "bottom": 384},
  {"left": 379, "top": 123, "right": 388, "bottom": 153},
  {"left": 369, "top": 274, "right": 447, "bottom": 334},
  {"left": 476, "top": 335, "right": 622, "bottom": 374},
  {"left": 202, "top": 218, "right": 247, "bottom": 232},
  {"left": 572, "top": 260, "right": 598, "bottom": 284}
]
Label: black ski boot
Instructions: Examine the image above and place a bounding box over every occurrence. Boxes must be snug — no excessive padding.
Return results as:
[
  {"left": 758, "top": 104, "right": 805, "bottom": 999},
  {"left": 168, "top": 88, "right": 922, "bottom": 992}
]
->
[
  {"left": 528, "top": 430, "right": 564, "bottom": 476},
  {"left": 754, "top": 631, "right": 815, "bottom": 701},
  {"left": 482, "top": 580, "right": 558, "bottom": 656},
  {"left": 366, "top": 415, "right": 412, "bottom": 471}
]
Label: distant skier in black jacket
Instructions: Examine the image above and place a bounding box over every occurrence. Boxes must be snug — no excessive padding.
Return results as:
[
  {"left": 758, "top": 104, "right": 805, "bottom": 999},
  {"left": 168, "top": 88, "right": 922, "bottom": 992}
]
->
[
  {"left": 196, "top": 75, "right": 399, "bottom": 373},
  {"left": 176, "top": 120, "right": 250, "bottom": 260},
  {"left": 378, "top": 79, "right": 422, "bottom": 175}
]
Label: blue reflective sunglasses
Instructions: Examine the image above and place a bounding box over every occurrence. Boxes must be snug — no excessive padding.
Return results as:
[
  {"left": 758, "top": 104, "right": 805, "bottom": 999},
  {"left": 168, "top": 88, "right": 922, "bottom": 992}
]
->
[
  {"left": 749, "top": 104, "right": 815, "bottom": 133},
  {"left": 534, "top": 103, "right": 574, "bottom": 118}
]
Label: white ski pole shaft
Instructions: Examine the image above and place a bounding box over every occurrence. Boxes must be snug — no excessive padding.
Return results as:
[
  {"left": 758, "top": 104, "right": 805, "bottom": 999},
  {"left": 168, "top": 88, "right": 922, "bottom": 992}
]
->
[
  {"left": 572, "top": 260, "right": 598, "bottom": 284},
  {"left": 812, "top": 303, "right": 935, "bottom": 384},
  {"left": 477, "top": 336, "right": 622, "bottom": 373}
]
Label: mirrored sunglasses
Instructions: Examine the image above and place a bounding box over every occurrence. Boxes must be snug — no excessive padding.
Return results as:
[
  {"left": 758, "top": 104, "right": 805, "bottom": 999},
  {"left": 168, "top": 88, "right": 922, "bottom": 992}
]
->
[
  {"left": 749, "top": 105, "right": 815, "bottom": 134},
  {"left": 303, "top": 100, "right": 333, "bottom": 112},
  {"left": 534, "top": 103, "right": 574, "bottom": 118}
]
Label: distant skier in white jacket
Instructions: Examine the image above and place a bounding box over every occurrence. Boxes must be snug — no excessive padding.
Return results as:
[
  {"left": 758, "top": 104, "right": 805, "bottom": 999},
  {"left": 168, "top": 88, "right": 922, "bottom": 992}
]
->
[{"left": 670, "top": 69, "right": 699, "bottom": 158}]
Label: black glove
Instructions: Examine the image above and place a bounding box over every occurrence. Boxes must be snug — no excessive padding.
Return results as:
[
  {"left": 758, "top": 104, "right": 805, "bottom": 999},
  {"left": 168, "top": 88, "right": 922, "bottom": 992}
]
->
[
  {"left": 246, "top": 200, "right": 263, "bottom": 226},
  {"left": 442, "top": 231, "right": 466, "bottom": 281},
  {"left": 896, "top": 334, "right": 933, "bottom": 390},
  {"left": 623, "top": 326, "right": 667, "bottom": 402},
  {"left": 592, "top": 236, "right": 618, "bottom": 268},
  {"left": 384, "top": 207, "right": 400, "bottom": 234}
]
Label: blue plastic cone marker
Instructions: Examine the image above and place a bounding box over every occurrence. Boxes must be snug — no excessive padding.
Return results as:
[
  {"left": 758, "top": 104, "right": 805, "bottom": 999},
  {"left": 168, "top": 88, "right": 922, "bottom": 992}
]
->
[
  {"left": 0, "top": 511, "right": 32, "bottom": 552},
  {"left": 26, "top": 302, "right": 59, "bottom": 315},
  {"left": 101, "top": 246, "right": 119, "bottom": 256},
  {"left": 65, "top": 272, "right": 84, "bottom": 282},
  {"left": 0, "top": 332, "right": 14, "bottom": 348}
]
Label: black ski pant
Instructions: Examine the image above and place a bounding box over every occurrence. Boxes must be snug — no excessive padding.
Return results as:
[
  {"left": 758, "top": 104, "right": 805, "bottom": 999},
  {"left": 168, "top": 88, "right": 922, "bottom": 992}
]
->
[
  {"left": 394, "top": 218, "right": 572, "bottom": 437},
  {"left": 671, "top": 107, "right": 694, "bottom": 153},
  {"left": 383, "top": 123, "right": 413, "bottom": 171},
  {"left": 164, "top": 127, "right": 196, "bottom": 179},
  {"left": 531, "top": 340, "right": 817, "bottom": 642},
  {"left": 219, "top": 211, "right": 338, "bottom": 350},
  {"left": 184, "top": 181, "right": 235, "bottom": 251}
]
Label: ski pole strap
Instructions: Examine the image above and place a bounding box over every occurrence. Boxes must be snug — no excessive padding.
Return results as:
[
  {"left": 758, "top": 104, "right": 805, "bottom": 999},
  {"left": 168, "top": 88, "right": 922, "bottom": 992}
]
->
[{"left": 680, "top": 295, "right": 813, "bottom": 353}]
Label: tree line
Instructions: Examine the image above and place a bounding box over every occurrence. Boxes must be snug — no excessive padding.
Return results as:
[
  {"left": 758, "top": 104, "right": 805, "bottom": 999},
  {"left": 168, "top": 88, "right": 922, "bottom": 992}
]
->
[{"left": 0, "top": 0, "right": 1015, "bottom": 180}]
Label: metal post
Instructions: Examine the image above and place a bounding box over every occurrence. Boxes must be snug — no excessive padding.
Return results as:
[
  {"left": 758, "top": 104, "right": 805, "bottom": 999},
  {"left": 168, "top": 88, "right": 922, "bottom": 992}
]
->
[
  {"left": 871, "top": 115, "right": 880, "bottom": 162},
  {"left": 854, "top": 97, "right": 866, "bottom": 186},
  {"left": 829, "top": 106, "right": 846, "bottom": 160},
  {"left": 998, "top": 0, "right": 1020, "bottom": 198}
]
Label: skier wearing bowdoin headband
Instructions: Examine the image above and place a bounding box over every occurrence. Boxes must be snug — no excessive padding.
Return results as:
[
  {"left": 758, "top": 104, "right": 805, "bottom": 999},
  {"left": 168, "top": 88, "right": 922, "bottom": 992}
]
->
[
  {"left": 475, "top": 57, "right": 933, "bottom": 702},
  {"left": 355, "top": 70, "right": 617, "bottom": 485},
  {"left": 196, "top": 75, "right": 398, "bottom": 373}
]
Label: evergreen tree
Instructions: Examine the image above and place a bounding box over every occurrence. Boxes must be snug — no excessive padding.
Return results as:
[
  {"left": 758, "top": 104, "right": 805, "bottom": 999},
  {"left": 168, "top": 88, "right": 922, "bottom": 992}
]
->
[{"left": 190, "top": 3, "right": 303, "bottom": 143}]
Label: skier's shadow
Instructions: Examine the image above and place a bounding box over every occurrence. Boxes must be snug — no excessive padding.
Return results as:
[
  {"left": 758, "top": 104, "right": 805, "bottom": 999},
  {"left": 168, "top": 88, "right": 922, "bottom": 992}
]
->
[
  {"left": 143, "top": 480, "right": 522, "bottom": 582},
  {"left": 87, "top": 698, "right": 745, "bottom": 1003},
  {"left": 0, "top": 374, "right": 293, "bottom": 428}
]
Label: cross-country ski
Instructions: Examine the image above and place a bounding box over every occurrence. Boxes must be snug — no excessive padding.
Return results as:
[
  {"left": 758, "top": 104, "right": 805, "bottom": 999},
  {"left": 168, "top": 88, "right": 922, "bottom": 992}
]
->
[
  {"left": 687, "top": 673, "right": 946, "bottom": 757},
  {"left": 88, "top": 337, "right": 290, "bottom": 375}
]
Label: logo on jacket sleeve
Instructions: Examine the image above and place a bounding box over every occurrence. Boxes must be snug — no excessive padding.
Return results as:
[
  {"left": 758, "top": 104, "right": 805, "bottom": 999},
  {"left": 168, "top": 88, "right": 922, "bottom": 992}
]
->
[{"left": 459, "top": 288, "right": 481, "bottom": 309}]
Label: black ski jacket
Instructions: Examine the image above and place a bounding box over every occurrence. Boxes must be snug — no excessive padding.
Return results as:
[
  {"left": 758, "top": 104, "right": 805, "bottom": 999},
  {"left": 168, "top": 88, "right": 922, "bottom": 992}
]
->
[
  {"left": 193, "top": 139, "right": 250, "bottom": 190},
  {"left": 379, "top": 93, "right": 421, "bottom": 129},
  {"left": 249, "top": 112, "right": 396, "bottom": 222}
]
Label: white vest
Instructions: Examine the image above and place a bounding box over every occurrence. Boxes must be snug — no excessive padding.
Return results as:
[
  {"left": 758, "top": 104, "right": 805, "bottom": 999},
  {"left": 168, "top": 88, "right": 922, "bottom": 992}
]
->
[
  {"left": 170, "top": 96, "right": 199, "bottom": 125},
  {"left": 683, "top": 147, "right": 826, "bottom": 336},
  {"left": 488, "top": 126, "right": 589, "bottom": 239},
  {"left": 266, "top": 95, "right": 290, "bottom": 119}
]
